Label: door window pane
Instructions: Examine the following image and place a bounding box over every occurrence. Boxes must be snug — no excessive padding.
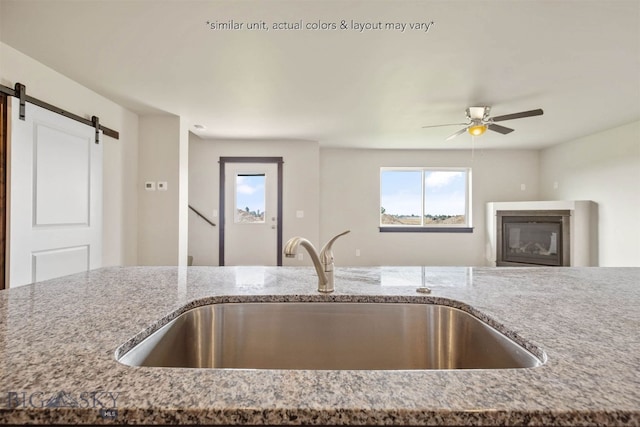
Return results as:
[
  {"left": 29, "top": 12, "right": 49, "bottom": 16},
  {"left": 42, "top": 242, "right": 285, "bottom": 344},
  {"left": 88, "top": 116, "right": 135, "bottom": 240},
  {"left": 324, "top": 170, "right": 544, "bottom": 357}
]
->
[{"left": 235, "top": 174, "right": 265, "bottom": 223}]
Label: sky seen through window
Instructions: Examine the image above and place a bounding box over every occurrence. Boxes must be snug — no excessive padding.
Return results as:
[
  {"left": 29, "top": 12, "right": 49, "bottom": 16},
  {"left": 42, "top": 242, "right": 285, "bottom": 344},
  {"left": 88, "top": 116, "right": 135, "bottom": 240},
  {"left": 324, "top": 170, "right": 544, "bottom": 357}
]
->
[{"left": 381, "top": 170, "right": 466, "bottom": 217}]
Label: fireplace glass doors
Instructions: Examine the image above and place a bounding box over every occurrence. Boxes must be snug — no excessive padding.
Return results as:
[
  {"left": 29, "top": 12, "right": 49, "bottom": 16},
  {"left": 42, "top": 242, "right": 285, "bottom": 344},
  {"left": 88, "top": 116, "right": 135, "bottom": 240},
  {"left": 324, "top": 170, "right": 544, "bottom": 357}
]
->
[{"left": 497, "top": 211, "right": 570, "bottom": 267}]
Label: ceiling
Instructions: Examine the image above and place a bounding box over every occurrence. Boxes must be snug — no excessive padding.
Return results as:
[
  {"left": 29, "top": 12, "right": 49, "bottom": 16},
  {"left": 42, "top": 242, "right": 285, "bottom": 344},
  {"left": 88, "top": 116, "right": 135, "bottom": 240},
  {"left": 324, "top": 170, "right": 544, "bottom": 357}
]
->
[{"left": 1, "top": 0, "right": 639, "bottom": 150}]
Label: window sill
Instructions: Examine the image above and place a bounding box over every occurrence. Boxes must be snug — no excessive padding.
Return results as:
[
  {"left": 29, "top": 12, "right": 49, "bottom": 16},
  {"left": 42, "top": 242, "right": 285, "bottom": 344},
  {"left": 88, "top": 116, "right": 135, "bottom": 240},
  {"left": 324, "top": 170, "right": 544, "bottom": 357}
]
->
[{"left": 379, "top": 227, "right": 474, "bottom": 233}]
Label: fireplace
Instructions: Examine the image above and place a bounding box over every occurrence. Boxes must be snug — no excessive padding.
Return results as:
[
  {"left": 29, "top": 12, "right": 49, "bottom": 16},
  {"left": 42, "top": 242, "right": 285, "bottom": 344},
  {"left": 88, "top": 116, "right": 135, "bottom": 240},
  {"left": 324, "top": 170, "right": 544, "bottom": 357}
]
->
[
  {"left": 487, "top": 201, "right": 596, "bottom": 267},
  {"left": 496, "top": 210, "right": 570, "bottom": 267}
]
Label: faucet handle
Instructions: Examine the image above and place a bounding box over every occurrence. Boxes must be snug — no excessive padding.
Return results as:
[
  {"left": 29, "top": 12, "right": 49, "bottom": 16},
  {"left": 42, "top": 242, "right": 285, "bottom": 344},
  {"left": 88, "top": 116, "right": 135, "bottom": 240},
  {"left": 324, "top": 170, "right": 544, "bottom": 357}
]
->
[{"left": 320, "top": 230, "right": 350, "bottom": 265}]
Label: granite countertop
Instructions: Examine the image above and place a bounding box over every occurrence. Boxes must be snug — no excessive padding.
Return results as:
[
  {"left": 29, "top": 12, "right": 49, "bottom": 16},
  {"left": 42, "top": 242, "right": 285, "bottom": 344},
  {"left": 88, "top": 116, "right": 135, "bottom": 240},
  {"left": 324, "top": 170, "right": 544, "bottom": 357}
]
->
[{"left": 0, "top": 266, "right": 639, "bottom": 426}]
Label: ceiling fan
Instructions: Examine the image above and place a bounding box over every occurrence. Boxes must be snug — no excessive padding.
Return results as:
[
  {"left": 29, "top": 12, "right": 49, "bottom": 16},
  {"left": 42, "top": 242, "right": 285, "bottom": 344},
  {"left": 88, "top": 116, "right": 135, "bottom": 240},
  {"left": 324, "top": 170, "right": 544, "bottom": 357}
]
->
[{"left": 422, "top": 106, "right": 544, "bottom": 141}]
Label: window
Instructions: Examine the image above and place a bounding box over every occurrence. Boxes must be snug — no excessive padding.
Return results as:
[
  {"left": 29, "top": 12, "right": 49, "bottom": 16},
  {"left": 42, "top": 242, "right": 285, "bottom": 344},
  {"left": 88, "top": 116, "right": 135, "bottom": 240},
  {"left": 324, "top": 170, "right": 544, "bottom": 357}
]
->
[
  {"left": 235, "top": 174, "right": 266, "bottom": 223},
  {"left": 380, "top": 168, "right": 472, "bottom": 232}
]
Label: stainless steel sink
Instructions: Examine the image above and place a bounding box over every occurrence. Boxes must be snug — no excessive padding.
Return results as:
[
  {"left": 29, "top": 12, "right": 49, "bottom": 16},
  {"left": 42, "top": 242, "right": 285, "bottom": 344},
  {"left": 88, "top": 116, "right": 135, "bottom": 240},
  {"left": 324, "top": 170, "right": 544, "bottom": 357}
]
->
[{"left": 118, "top": 302, "right": 543, "bottom": 370}]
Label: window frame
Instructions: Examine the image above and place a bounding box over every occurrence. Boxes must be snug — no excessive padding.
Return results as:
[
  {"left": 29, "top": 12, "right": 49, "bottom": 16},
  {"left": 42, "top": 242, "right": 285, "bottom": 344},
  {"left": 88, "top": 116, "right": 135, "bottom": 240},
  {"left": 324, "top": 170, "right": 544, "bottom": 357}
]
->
[{"left": 379, "top": 167, "right": 473, "bottom": 233}]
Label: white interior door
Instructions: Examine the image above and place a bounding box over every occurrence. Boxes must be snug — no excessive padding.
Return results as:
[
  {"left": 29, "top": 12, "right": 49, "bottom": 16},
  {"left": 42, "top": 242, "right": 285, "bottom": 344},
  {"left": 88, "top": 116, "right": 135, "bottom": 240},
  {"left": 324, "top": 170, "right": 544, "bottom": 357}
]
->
[
  {"left": 224, "top": 163, "right": 278, "bottom": 266},
  {"left": 7, "top": 98, "right": 102, "bottom": 287}
]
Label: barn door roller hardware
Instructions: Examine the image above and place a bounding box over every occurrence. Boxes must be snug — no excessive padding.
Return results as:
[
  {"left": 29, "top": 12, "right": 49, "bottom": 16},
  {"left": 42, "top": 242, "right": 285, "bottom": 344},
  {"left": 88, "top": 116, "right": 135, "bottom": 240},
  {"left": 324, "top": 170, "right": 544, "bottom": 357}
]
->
[
  {"left": 0, "top": 82, "right": 120, "bottom": 144},
  {"left": 91, "top": 116, "right": 100, "bottom": 144},
  {"left": 14, "top": 83, "right": 26, "bottom": 120}
]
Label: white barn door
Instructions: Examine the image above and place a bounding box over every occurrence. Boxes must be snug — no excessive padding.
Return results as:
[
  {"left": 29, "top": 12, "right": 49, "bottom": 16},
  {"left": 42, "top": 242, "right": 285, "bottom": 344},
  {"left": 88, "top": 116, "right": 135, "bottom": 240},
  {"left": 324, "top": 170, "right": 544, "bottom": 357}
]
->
[{"left": 7, "top": 98, "right": 102, "bottom": 287}]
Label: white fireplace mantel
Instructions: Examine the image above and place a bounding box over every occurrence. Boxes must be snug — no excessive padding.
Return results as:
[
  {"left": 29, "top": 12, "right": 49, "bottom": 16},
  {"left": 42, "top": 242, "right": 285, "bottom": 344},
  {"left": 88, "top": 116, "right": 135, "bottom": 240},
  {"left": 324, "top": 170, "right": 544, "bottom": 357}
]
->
[{"left": 486, "top": 201, "right": 598, "bottom": 267}]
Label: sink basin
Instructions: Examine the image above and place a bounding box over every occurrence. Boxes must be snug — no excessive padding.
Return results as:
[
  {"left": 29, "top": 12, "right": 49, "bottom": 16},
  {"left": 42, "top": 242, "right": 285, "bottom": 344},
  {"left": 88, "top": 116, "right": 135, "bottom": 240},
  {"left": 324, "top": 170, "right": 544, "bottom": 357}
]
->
[{"left": 117, "top": 302, "right": 543, "bottom": 370}]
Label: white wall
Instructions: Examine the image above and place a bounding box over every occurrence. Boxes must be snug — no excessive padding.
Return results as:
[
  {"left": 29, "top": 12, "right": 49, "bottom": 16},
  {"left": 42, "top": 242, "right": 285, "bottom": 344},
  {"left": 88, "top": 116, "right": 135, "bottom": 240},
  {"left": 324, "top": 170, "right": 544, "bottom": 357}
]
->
[
  {"left": 0, "top": 42, "right": 139, "bottom": 266},
  {"left": 137, "top": 115, "right": 189, "bottom": 266},
  {"left": 188, "top": 136, "right": 320, "bottom": 266},
  {"left": 320, "top": 148, "right": 540, "bottom": 266},
  {"left": 539, "top": 120, "right": 640, "bottom": 266},
  {"left": 178, "top": 117, "right": 190, "bottom": 266}
]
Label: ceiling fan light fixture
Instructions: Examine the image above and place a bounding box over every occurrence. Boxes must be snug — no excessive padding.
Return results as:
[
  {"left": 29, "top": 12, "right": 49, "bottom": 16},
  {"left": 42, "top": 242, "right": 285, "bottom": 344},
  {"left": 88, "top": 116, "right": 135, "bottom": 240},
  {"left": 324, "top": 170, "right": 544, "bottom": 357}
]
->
[
  {"left": 468, "top": 124, "right": 487, "bottom": 136},
  {"left": 423, "top": 106, "right": 542, "bottom": 141}
]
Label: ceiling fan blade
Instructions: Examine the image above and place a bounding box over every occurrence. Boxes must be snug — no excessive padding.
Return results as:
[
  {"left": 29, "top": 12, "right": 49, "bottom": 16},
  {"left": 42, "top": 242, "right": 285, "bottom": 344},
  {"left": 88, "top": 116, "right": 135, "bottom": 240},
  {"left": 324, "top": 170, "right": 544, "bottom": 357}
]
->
[
  {"left": 487, "top": 123, "right": 515, "bottom": 135},
  {"left": 445, "top": 127, "right": 469, "bottom": 141},
  {"left": 491, "top": 109, "right": 544, "bottom": 122},
  {"left": 422, "top": 122, "right": 469, "bottom": 129}
]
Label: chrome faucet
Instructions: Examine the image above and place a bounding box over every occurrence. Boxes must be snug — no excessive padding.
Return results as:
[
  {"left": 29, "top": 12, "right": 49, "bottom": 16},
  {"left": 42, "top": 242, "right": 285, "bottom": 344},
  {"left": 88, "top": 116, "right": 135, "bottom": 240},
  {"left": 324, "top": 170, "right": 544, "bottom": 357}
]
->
[{"left": 284, "top": 230, "right": 350, "bottom": 293}]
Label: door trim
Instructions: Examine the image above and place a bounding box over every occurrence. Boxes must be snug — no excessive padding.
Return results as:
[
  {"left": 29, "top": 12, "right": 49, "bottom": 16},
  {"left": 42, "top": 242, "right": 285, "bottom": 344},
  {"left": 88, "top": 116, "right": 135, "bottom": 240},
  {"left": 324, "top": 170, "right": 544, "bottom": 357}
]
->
[
  {"left": 0, "top": 94, "right": 6, "bottom": 289},
  {"left": 219, "top": 157, "right": 283, "bottom": 266}
]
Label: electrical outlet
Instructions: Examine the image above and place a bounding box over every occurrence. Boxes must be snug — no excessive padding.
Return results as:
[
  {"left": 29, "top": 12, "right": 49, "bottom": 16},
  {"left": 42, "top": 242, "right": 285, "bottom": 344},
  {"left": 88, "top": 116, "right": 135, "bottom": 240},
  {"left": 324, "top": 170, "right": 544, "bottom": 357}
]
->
[
  {"left": 520, "top": 183, "right": 526, "bottom": 191},
  {"left": 355, "top": 249, "right": 361, "bottom": 257},
  {"left": 157, "top": 181, "right": 168, "bottom": 191},
  {"left": 144, "top": 181, "right": 155, "bottom": 191}
]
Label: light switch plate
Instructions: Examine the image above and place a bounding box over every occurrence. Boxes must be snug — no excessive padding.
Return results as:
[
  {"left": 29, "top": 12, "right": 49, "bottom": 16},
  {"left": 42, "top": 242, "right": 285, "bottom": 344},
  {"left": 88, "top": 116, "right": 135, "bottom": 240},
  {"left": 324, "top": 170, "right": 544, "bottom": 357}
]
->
[
  {"left": 296, "top": 210, "right": 304, "bottom": 218},
  {"left": 157, "top": 181, "right": 168, "bottom": 191}
]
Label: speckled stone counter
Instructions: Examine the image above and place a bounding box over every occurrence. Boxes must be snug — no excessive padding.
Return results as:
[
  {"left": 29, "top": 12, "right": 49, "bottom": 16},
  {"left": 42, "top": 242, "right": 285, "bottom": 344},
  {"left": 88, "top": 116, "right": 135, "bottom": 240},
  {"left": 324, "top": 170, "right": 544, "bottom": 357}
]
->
[{"left": 0, "top": 266, "right": 639, "bottom": 425}]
